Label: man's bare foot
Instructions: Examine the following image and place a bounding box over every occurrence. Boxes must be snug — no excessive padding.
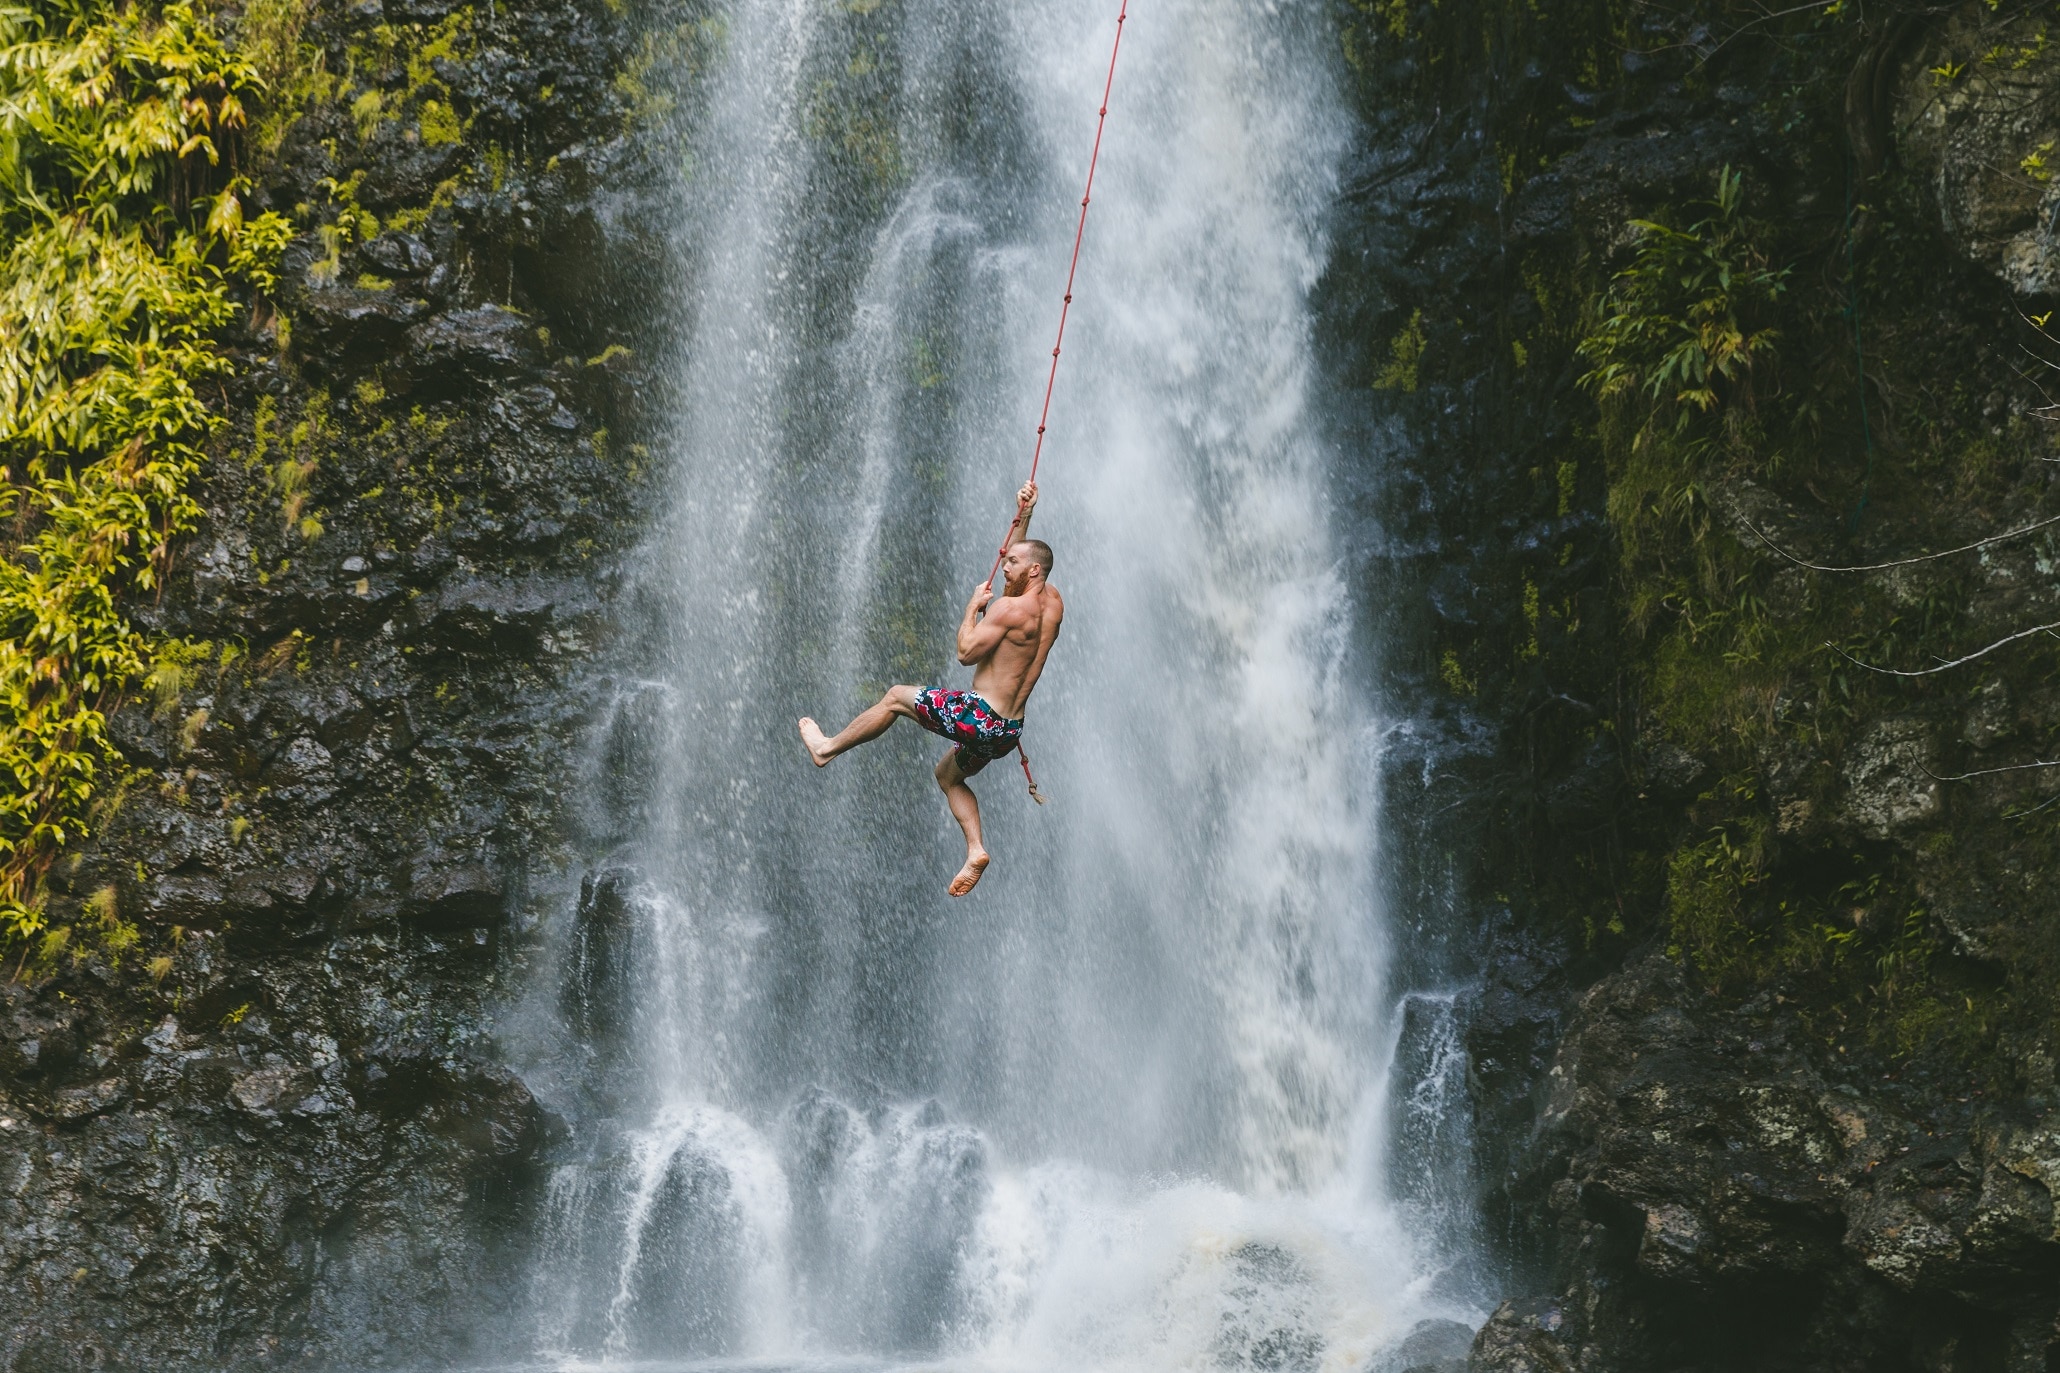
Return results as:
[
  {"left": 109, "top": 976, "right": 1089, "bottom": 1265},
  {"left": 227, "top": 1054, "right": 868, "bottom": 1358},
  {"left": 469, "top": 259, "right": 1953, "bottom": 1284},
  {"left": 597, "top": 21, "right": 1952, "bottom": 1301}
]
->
[
  {"left": 798, "top": 718, "right": 833, "bottom": 766},
  {"left": 948, "top": 850, "right": 990, "bottom": 897}
]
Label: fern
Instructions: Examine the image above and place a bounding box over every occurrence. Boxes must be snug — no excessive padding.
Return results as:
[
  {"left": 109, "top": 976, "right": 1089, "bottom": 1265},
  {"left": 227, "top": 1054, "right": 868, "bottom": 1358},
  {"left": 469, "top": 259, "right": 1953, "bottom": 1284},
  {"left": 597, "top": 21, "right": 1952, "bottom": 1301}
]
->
[{"left": 0, "top": 0, "right": 289, "bottom": 959}]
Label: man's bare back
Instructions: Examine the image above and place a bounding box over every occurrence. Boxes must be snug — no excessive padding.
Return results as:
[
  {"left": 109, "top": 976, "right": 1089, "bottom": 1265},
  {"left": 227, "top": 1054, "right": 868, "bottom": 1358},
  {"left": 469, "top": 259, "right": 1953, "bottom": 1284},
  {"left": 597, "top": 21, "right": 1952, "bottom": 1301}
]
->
[
  {"left": 796, "top": 482, "right": 1063, "bottom": 896},
  {"left": 960, "top": 570, "right": 1064, "bottom": 721}
]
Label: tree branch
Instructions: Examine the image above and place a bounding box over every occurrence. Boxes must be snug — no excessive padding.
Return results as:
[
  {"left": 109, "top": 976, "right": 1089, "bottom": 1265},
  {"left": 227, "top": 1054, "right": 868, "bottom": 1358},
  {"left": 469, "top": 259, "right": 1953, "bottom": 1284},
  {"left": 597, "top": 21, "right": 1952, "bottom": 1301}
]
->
[
  {"left": 1745, "top": 513, "right": 2060, "bottom": 573},
  {"left": 1924, "top": 758, "right": 2060, "bottom": 782},
  {"left": 2005, "top": 786, "right": 2060, "bottom": 820},
  {"left": 1827, "top": 619, "right": 2060, "bottom": 677}
]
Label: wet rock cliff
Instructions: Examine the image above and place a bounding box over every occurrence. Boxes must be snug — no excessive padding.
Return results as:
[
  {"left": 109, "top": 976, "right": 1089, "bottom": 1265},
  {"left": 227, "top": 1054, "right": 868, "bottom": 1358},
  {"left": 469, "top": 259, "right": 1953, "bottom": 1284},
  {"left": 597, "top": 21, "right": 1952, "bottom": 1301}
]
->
[
  {"left": 0, "top": 0, "right": 666, "bottom": 1364},
  {"left": 1327, "top": 0, "right": 2060, "bottom": 1366}
]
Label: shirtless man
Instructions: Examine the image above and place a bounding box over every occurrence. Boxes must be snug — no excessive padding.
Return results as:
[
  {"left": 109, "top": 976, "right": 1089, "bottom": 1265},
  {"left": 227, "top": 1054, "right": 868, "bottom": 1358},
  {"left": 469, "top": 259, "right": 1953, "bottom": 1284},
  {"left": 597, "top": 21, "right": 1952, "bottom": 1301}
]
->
[{"left": 799, "top": 481, "right": 1064, "bottom": 897}]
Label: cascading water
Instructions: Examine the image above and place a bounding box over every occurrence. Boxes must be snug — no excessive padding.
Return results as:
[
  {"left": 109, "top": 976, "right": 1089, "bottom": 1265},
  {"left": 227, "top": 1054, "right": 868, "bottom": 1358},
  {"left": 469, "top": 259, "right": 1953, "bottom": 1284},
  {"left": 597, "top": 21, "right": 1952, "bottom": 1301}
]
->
[{"left": 516, "top": 0, "right": 1479, "bottom": 1363}]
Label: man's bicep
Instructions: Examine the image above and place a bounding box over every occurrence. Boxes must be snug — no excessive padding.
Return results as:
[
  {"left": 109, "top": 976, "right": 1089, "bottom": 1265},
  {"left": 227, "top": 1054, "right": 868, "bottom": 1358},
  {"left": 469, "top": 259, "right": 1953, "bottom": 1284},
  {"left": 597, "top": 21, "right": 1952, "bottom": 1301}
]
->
[{"left": 958, "top": 620, "right": 1004, "bottom": 662}]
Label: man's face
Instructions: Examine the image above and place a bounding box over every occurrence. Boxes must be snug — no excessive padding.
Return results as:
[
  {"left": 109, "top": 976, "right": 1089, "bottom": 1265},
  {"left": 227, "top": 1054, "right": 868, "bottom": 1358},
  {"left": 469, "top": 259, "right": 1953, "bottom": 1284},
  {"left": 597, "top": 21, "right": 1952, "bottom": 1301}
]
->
[{"left": 1001, "top": 544, "right": 1039, "bottom": 592}]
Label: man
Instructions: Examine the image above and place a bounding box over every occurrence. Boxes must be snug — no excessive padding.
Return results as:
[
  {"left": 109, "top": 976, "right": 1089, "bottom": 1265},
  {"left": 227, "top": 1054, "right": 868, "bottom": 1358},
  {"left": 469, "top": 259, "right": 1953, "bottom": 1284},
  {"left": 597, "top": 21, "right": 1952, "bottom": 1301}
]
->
[{"left": 799, "top": 481, "right": 1064, "bottom": 897}]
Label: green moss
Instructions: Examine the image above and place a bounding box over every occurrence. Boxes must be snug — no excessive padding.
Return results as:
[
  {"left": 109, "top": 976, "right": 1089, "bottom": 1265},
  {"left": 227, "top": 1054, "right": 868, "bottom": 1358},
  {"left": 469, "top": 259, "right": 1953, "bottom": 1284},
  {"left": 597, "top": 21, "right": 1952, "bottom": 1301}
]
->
[
  {"left": 352, "top": 88, "right": 388, "bottom": 141},
  {"left": 615, "top": 15, "right": 726, "bottom": 128},
  {"left": 1518, "top": 577, "right": 1541, "bottom": 661},
  {"left": 418, "top": 98, "right": 462, "bottom": 145},
  {"left": 909, "top": 336, "right": 946, "bottom": 390},
  {"left": 1373, "top": 309, "right": 1427, "bottom": 393},
  {"left": 798, "top": 9, "right": 909, "bottom": 212},
  {"left": 1439, "top": 649, "right": 1477, "bottom": 696},
  {"left": 806, "top": 78, "right": 905, "bottom": 192}
]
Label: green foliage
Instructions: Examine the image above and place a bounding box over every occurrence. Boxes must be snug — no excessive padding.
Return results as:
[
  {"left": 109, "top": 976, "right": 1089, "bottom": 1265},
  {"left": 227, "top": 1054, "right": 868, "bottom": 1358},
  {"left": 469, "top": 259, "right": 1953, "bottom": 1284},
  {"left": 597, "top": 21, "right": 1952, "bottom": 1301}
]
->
[
  {"left": 1664, "top": 814, "right": 1766, "bottom": 972},
  {"left": 227, "top": 205, "right": 291, "bottom": 293},
  {"left": 0, "top": 0, "right": 287, "bottom": 960},
  {"left": 233, "top": 0, "right": 325, "bottom": 155},
  {"left": 341, "top": 11, "right": 474, "bottom": 148},
  {"left": 1563, "top": 148, "right": 2041, "bottom": 1072},
  {"left": 1575, "top": 171, "right": 1804, "bottom": 740},
  {"left": 1578, "top": 168, "right": 1789, "bottom": 431},
  {"left": 1373, "top": 308, "right": 1427, "bottom": 393}
]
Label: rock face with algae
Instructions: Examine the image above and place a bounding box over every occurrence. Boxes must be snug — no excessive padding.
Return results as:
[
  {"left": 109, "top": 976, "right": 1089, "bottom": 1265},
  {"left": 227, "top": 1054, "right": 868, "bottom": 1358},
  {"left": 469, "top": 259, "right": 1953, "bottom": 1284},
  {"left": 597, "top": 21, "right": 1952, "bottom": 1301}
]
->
[
  {"left": 1325, "top": 0, "right": 2060, "bottom": 1366},
  {"left": 0, "top": 0, "right": 665, "bottom": 1362}
]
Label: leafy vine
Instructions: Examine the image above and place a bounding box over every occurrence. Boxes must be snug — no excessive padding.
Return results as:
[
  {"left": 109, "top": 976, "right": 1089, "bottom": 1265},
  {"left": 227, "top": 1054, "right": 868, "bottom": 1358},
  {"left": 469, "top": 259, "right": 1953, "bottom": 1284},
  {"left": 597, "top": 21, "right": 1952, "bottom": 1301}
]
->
[{"left": 0, "top": 0, "right": 289, "bottom": 966}]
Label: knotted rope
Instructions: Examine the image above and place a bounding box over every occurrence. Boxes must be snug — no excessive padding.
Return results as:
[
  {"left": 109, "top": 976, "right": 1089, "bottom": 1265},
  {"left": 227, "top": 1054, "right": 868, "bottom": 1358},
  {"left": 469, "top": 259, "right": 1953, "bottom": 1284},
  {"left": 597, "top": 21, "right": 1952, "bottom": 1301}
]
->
[{"left": 986, "top": 0, "right": 1131, "bottom": 806}]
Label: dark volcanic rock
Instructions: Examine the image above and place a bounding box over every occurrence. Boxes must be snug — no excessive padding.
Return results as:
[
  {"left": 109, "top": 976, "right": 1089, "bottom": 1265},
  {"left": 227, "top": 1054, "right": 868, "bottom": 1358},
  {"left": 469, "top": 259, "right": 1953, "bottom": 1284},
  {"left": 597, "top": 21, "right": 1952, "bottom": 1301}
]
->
[
  {"left": 1324, "top": 0, "right": 2060, "bottom": 1362},
  {"left": 294, "top": 282, "right": 432, "bottom": 364},
  {"left": 404, "top": 302, "right": 543, "bottom": 392},
  {"left": 1479, "top": 956, "right": 2060, "bottom": 1369},
  {"left": 1386, "top": 1317, "right": 1478, "bottom": 1373}
]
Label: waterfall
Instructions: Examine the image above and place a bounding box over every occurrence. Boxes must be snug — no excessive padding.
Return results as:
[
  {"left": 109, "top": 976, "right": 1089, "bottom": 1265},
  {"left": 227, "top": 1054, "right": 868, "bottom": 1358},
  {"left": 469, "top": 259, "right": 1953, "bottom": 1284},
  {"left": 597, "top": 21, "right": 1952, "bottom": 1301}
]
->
[{"left": 517, "top": 0, "right": 1477, "bottom": 1362}]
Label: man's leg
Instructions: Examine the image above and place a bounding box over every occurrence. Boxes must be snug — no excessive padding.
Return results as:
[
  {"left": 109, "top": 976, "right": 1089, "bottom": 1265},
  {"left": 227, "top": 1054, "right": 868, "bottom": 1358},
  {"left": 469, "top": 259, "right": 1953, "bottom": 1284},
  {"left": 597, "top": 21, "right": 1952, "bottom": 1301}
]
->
[
  {"left": 800, "top": 685, "right": 921, "bottom": 766},
  {"left": 935, "top": 750, "right": 990, "bottom": 896}
]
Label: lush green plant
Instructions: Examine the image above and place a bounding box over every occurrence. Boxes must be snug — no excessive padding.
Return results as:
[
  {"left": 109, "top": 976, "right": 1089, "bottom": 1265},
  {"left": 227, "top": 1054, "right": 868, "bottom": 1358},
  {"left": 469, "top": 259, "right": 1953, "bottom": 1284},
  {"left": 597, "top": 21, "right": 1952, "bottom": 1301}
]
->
[
  {"left": 1579, "top": 167, "right": 1789, "bottom": 433},
  {"left": 1562, "top": 154, "right": 2029, "bottom": 1068},
  {"left": 0, "top": 0, "right": 288, "bottom": 963},
  {"left": 1573, "top": 172, "right": 1789, "bottom": 706}
]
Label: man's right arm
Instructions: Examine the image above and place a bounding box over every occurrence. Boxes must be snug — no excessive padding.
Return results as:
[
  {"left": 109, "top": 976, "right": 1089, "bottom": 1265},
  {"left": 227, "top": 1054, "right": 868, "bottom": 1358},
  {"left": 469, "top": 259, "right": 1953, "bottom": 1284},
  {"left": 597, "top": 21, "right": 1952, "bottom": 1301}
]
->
[{"left": 957, "top": 582, "right": 1005, "bottom": 664}]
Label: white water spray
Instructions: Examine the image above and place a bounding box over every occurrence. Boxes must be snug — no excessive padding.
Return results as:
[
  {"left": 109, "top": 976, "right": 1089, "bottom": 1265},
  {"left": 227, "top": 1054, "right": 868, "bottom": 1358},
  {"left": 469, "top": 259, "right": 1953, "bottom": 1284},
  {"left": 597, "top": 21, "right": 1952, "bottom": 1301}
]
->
[{"left": 522, "top": 0, "right": 1477, "bottom": 1364}]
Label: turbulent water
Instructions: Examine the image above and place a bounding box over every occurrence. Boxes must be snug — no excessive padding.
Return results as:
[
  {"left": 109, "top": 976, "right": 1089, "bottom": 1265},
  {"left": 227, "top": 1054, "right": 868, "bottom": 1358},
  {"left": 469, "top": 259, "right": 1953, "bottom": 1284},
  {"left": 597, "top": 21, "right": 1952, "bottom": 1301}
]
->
[{"left": 512, "top": 0, "right": 1476, "bottom": 1365}]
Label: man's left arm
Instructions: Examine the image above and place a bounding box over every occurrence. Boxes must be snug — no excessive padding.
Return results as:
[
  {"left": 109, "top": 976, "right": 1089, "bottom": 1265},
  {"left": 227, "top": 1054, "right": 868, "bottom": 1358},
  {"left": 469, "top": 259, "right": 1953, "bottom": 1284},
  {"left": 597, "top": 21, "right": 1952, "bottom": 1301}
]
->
[{"left": 1003, "top": 481, "right": 1038, "bottom": 547}]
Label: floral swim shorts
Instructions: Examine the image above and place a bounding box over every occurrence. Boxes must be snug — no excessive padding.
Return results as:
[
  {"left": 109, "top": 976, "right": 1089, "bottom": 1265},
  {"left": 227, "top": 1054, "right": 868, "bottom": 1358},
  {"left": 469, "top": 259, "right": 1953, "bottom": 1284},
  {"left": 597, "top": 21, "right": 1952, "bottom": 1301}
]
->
[{"left": 911, "top": 686, "right": 1023, "bottom": 766}]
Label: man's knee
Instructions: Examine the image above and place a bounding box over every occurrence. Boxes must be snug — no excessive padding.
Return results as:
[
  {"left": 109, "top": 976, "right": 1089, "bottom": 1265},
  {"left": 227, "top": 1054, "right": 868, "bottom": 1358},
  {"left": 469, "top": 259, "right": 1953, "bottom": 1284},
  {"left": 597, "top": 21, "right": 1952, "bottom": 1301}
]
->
[{"left": 885, "top": 684, "right": 920, "bottom": 716}]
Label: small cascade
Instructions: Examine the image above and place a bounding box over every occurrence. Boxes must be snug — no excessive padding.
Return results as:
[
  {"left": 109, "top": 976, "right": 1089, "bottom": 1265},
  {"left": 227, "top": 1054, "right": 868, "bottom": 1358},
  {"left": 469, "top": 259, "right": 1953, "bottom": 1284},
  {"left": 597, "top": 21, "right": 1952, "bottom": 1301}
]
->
[
  {"left": 782, "top": 1093, "right": 989, "bottom": 1348},
  {"left": 532, "top": 1102, "right": 793, "bottom": 1359},
  {"left": 1384, "top": 992, "right": 1481, "bottom": 1294}
]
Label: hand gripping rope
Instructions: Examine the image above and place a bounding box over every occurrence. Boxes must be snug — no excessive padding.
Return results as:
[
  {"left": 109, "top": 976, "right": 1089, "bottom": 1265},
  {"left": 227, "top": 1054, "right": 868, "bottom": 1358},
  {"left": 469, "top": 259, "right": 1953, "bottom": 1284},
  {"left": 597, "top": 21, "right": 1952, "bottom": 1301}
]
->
[{"left": 987, "top": 0, "right": 1130, "bottom": 806}]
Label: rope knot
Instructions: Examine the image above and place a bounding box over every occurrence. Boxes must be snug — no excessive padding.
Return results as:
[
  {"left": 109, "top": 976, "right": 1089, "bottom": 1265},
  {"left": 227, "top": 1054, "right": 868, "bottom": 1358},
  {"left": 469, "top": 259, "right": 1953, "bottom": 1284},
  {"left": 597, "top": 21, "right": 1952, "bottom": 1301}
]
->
[{"left": 1019, "top": 749, "right": 1045, "bottom": 805}]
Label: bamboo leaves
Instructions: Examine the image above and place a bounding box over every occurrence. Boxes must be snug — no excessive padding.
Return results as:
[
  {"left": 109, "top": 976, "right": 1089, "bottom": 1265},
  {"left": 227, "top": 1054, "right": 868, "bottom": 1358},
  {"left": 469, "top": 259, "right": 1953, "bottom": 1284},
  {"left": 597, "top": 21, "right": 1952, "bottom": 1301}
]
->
[{"left": 1578, "top": 167, "right": 1789, "bottom": 431}]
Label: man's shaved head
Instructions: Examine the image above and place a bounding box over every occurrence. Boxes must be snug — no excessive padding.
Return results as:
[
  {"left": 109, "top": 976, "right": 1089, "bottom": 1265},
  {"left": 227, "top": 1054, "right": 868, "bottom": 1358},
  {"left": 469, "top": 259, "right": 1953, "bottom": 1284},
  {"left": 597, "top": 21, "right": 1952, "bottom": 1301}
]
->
[{"left": 1017, "top": 539, "right": 1054, "bottom": 576}]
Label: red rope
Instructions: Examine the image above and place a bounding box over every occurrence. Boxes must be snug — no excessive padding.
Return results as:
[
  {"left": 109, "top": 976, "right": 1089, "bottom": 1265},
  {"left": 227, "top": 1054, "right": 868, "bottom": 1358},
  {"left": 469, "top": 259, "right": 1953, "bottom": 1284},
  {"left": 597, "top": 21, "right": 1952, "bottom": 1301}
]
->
[
  {"left": 988, "top": 0, "right": 1130, "bottom": 806},
  {"left": 986, "top": 0, "right": 1130, "bottom": 591}
]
